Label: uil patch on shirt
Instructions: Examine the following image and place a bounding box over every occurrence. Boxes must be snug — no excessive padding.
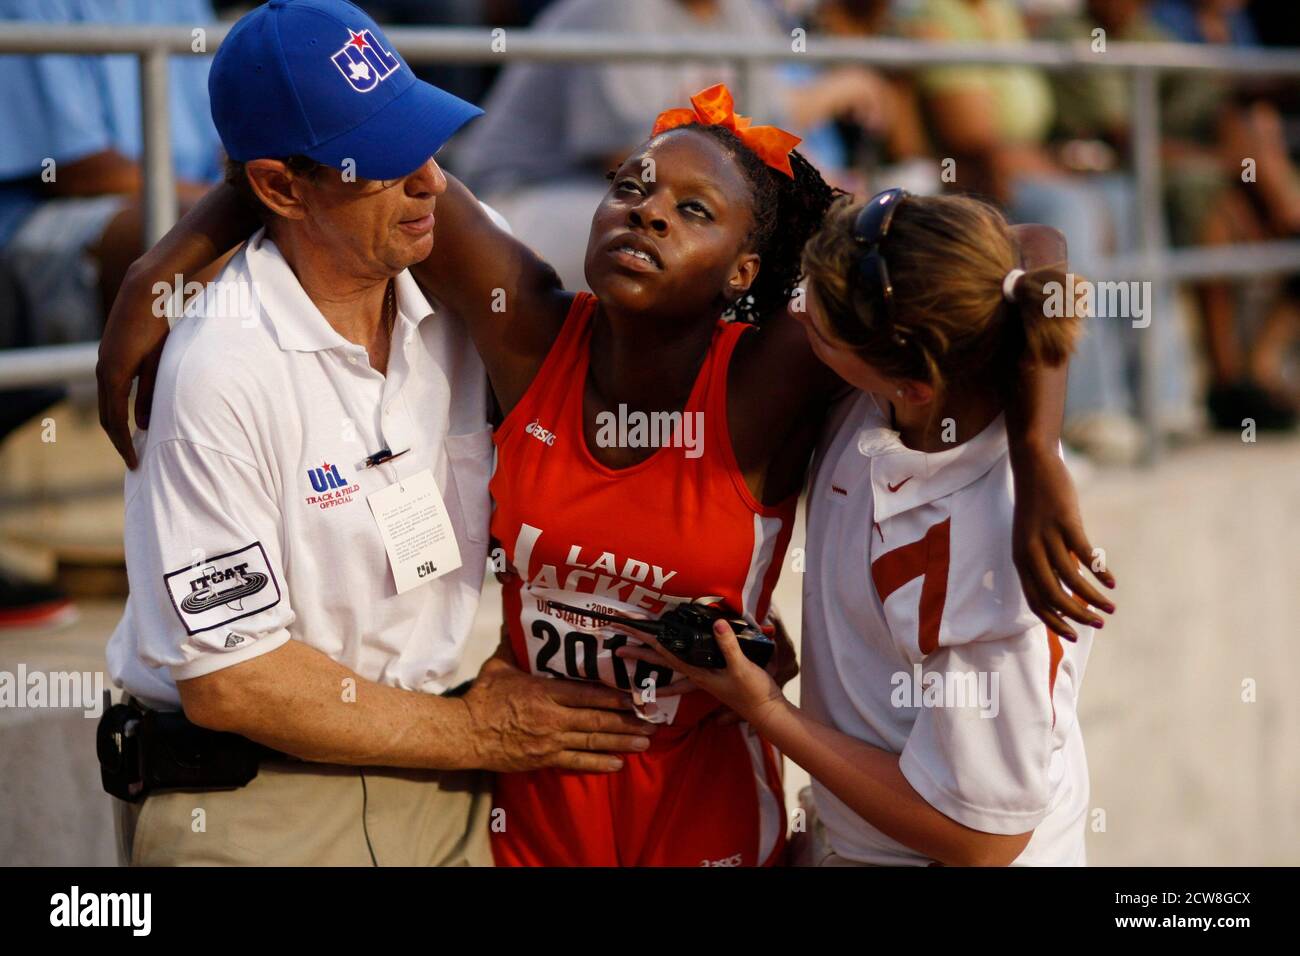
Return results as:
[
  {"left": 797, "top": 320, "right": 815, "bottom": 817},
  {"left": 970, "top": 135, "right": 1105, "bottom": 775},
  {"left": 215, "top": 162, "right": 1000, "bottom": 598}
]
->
[
  {"left": 164, "top": 542, "right": 282, "bottom": 636},
  {"left": 304, "top": 459, "right": 361, "bottom": 510}
]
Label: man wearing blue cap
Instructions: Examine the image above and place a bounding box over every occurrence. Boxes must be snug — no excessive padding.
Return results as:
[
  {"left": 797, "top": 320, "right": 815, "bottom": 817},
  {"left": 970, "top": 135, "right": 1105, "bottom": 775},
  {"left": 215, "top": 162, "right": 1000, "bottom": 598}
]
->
[{"left": 102, "top": 0, "right": 654, "bottom": 866}]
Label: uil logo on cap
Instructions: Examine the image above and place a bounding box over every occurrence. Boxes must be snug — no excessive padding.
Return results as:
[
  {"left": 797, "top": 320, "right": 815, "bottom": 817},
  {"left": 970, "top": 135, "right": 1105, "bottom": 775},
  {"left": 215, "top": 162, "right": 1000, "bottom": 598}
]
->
[
  {"left": 210, "top": 0, "right": 482, "bottom": 180},
  {"left": 331, "top": 28, "right": 400, "bottom": 93}
]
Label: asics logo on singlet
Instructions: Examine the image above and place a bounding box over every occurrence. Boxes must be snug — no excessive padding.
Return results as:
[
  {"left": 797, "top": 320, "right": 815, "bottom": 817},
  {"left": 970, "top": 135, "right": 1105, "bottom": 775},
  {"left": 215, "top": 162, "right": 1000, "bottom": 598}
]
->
[
  {"left": 525, "top": 419, "right": 557, "bottom": 446},
  {"left": 700, "top": 853, "right": 743, "bottom": 867}
]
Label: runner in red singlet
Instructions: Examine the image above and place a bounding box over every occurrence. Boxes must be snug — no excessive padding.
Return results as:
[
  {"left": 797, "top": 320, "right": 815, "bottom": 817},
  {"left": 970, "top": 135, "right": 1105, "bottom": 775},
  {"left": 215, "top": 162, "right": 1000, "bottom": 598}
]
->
[
  {"left": 489, "top": 291, "right": 792, "bottom": 865},
  {"left": 460, "top": 88, "right": 842, "bottom": 865}
]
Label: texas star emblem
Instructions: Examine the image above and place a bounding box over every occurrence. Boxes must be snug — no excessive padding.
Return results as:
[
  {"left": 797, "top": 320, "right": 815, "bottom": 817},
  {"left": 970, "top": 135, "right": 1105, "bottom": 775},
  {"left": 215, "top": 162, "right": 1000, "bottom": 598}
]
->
[{"left": 331, "top": 28, "right": 400, "bottom": 93}]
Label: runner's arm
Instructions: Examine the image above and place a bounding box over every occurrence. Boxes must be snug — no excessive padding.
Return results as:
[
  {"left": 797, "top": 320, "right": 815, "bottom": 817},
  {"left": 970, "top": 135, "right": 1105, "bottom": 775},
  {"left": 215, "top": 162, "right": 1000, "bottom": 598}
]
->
[
  {"left": 408, "top": 173, "right": 572, "bottom": 415},
  {"left": 97, "top": 181, "right": 260, "bottom": 467}
]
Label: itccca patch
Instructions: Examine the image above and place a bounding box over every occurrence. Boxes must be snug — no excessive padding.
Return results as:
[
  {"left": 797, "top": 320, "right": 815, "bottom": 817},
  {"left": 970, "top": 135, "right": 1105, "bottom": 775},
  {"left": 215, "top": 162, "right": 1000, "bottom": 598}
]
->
[{"left": 164, "top": 542, "right": 281, "bottom": 636}]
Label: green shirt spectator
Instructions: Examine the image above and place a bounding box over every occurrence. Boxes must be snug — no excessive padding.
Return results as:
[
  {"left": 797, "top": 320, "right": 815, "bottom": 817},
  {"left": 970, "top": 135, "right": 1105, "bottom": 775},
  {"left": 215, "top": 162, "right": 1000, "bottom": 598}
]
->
[{"left": 905, "top": 0, "right": 1055, "bottom": 145}]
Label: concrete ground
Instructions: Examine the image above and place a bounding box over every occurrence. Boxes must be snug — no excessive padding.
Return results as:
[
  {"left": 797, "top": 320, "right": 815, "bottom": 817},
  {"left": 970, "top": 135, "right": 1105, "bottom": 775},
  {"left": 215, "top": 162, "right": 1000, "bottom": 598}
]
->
[{"left": 1, "top": 404, "right": 1297, "bottom": 865}]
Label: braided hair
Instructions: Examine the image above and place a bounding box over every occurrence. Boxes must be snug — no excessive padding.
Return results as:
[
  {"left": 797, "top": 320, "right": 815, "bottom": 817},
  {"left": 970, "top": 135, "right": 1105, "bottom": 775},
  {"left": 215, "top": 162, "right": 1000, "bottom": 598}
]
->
[{"left": 664, "top": 124, "right": 840, "bottom": 324}]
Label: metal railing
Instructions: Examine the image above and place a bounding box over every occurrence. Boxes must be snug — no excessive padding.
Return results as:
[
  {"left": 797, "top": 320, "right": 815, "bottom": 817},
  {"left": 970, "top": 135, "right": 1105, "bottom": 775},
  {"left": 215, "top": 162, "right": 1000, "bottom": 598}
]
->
[{"left": 0, "top": 24, "right": 1298, "bottom": 456}]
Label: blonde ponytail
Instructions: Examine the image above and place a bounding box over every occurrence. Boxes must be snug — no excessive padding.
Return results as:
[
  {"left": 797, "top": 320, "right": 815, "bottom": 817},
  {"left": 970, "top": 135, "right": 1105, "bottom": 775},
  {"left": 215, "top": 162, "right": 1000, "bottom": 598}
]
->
[
  {"left": 1005, "top": 264, "right": 1084, "bottom": 369},
  {"left": 803, "top": 194, "right": 1084, "bottom": 401}
]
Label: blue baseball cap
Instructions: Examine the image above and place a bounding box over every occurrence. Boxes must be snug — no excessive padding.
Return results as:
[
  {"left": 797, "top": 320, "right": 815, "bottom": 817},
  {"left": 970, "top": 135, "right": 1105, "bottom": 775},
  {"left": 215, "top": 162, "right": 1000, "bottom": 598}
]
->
[{"left": 209, "top": 0, "right": 483, "bottom": 181}]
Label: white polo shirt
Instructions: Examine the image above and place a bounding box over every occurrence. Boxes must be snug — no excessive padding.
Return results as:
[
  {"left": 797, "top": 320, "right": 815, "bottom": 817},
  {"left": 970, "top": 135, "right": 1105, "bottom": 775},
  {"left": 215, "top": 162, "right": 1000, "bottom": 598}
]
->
[
  {"left": 106, "top": 229, "right": 492, "bottom": 710},
  {"left": 801, "top": 392, "right": 1093, "bottom": 866}
]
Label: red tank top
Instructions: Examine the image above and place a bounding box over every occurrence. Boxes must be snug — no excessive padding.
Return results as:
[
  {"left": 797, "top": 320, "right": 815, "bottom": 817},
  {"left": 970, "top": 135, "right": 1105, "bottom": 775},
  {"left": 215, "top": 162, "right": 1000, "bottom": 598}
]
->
[{"left": 490, "top": 292, "right": 796, "bottom": 729}]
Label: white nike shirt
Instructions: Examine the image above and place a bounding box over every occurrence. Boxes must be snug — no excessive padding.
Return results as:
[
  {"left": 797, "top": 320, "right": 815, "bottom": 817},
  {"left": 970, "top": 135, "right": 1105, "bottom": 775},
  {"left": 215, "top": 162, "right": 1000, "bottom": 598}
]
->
[
  {"left": 107, "top": 229, "right": 492, "bottom": 709},
  {"left": 801, "top": 392, "right": 1092, "bottom": 865}
]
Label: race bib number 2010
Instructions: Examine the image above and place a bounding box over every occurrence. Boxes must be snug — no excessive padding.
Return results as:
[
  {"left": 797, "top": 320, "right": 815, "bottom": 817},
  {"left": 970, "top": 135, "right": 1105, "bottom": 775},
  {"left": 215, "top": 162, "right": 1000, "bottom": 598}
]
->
[{"left": 520, "top": 589, "right": 685, "bottom": 724}]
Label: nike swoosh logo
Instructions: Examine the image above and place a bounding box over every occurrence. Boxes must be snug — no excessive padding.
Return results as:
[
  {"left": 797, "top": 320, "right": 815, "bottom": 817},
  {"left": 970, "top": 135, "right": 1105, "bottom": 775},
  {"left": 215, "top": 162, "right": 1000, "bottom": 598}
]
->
[{"left": 887, "top": 476, "right": 913, "bottom": 493}]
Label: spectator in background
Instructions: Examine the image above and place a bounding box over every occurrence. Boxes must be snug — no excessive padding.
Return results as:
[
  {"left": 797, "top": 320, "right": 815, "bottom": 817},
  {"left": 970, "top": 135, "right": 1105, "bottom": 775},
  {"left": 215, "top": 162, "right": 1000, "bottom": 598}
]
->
[
  {"left": 0, "top": 0, "right": 224, "bottom": 628},
  {"left": 359, "top": 0, "right": 555, "bottom": 109},
  {"left": 1048, "top": 0, "right": 1169, "bottom": 151},
  {"left": 1247, "top": 0, "right": 1300, "bottom": 157},
  {"left": 1147, "top": 0, "right": 1300, "bottom": 430},
  {"left": 455, "top": 0, "right": 792, "bottom": 290},
  {"left": 902, "top": 0, "right": 1151, "bottom": 463},
  {"left": 1043, "top": 0, "right": 1199, "bottom": 440},
  {"left": 782, "top": 0, "right": 935, "bottom": 196}
]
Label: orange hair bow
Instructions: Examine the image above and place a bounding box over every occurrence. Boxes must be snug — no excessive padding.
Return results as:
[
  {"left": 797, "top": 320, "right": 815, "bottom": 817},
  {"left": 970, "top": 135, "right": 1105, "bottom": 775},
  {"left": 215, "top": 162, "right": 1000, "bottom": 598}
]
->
[{"left": 650, "top": 83, "right": 802, "bottom": 179}]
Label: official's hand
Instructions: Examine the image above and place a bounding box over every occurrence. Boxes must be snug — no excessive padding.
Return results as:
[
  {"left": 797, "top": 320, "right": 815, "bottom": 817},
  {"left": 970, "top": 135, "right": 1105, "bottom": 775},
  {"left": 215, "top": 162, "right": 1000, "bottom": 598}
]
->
[{"left": 462, "top": 656, "right": 655, "bottom": 773}]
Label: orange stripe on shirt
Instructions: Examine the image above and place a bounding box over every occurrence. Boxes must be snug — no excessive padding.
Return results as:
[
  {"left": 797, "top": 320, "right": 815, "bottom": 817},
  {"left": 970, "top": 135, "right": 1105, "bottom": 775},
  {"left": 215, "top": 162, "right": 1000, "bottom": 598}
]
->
[
  {"left": 1047, "top": 629, "right": 1063, "bottom": 729},
  {"left": 870, "top": 518, "right": 951, "bottom": 655}
]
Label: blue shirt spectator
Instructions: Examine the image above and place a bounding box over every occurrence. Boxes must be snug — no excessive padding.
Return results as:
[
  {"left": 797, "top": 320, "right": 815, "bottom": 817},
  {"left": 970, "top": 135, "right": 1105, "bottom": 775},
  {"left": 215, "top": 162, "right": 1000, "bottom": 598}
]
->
[
  {"left": 0, "top": 0, "right": 222, "bottom": 245},
  {"left": 1150, "top": 0, "right": 1259, "bottom": 47}
]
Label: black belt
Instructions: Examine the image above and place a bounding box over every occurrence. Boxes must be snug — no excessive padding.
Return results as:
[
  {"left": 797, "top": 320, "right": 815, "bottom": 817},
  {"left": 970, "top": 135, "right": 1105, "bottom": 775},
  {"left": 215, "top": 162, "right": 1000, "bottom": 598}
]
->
[
  {"left": 97, "top": 694, "right": 282, "bottom": 802},
  {"left": 98, "top": 679, "right": 476, "bottom": 802}
]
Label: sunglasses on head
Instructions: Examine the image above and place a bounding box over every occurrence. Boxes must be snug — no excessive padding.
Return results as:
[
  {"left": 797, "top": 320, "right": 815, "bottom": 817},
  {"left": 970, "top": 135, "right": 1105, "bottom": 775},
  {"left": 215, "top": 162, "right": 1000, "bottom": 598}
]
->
[{"left": 852, "top": 187, "right": 909, "bottom": 331}]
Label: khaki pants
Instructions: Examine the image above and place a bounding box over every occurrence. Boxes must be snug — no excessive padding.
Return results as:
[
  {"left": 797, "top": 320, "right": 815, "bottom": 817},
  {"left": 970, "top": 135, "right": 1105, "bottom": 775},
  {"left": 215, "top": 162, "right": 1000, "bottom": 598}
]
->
[{"left": 114, "top": 760, "right": 494, "bottom": 867}]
